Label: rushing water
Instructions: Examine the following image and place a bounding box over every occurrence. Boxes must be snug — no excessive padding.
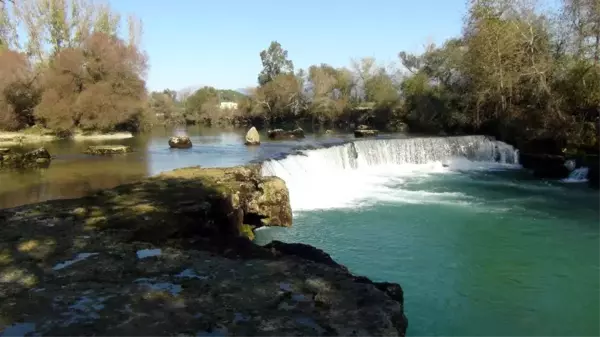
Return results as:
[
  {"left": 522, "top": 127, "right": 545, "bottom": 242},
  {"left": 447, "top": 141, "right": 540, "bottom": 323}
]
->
[
  {"left": 257, "top": 136, "right": 599, "bottom": 336},
  {"left": 0, "top": 128, "right": 598, "bottom": 336}
]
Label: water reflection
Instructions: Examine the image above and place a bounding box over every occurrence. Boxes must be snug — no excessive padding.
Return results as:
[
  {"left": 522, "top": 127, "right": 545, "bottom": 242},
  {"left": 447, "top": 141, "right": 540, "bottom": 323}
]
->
[{"left": 0, "top": 126, "right": 353, "bottom": 209}]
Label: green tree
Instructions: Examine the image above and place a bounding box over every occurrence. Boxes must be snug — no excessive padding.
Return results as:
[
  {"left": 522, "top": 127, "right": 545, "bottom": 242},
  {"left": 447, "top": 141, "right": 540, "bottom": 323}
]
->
[{"left": 258, "top": 41, "right": 294, "bottom": 86}]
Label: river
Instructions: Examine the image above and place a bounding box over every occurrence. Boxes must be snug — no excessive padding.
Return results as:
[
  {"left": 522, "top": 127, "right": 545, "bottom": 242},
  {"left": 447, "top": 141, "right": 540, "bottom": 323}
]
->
[{"left": 0, "top": 126, "right": 598, "bottom": 336}]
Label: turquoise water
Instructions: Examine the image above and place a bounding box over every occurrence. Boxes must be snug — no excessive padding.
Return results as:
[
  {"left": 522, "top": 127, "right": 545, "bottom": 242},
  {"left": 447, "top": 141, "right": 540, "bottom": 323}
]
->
[{"left": 256, "top": 139, "right": 600, "bottom": 336}]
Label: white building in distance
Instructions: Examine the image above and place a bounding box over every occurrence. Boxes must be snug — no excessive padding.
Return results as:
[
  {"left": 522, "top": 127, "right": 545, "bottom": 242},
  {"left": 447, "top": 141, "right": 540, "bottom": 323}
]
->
[{"left": 219, "top": 101, "right": 238, "bottom": 110}]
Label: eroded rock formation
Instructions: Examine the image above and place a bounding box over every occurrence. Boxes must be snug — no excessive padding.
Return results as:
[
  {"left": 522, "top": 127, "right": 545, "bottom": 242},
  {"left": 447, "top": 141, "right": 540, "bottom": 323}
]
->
[
  {"left": 0, "top": 147, "right": 51, "bottom": 169},
  {"left": 0, "top": 165, "right": 407, "bottom": 336}
]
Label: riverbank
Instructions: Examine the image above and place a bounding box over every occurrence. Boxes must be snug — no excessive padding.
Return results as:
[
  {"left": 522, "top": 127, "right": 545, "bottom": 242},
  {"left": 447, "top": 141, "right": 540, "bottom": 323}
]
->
[
  {"left": 0, "top": 165, "right": 408, "bottom": 336},
  {"left": 0, "top": 129, "right": 133, "bottom": 147}
]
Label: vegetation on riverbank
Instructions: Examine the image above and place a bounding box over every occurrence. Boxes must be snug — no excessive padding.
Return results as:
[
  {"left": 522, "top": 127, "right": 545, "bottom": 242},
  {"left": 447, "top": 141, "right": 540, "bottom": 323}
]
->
[
  {"left": 0, "top": 0, "right": 149, "bottom": 136},
  {"left": 152, "top": 0, "right": 598, "bottom": 157},
  {"left": 2, "top": 0, "right": 597, "bottom": 157}
]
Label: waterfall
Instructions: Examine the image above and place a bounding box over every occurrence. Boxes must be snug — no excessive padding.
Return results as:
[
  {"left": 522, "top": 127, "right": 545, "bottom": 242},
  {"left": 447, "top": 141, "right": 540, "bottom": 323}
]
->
[
  {"left": 562, "top": 167, "right": 589, "bottom": 183},
  {"left": 261, "top": 136, "right": 520, "bottom": 211},
  {"left": 262, "top": 136, "right": 519, "bottom": 176}
]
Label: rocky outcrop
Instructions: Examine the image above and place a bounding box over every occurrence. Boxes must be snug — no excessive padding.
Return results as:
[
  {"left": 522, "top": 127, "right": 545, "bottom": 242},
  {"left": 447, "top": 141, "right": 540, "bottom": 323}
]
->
[
  {"left": 0, "top": 147, "right": 51, "bottom": 169},
  {"left": 168, "top": 136, "right": 192, "bottom": 149},
  {"left": 244, "top": 126, "right": 260, "bottom": 145},
  {"left": 268, "top": 128, "right": 305, "bottom": 140},
  {"left": 0, "top": 165, "right": 408, "bottom": 336},
  {"left": 519, "top": 153, "right": 570, "bottom": 179},
  {"left": 354, "top": 125, "right": 379, "bottom": 138},
  {"left": 84, "top": 145, "right": 132, "bottom": 155}
]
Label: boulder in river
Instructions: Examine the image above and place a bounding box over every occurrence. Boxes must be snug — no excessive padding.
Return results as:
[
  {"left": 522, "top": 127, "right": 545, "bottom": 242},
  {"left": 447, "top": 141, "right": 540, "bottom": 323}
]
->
[
  {"left": 519, "top": 153, "right": 570, "bottom": 179},
  {"left": 84, "top": 145, "right": 132, "bottom": 155},
  {"left": 168, "top": 136, "right": 192, "bottom": 149},
  {"left": 244, "top": 126, "right": 260, "bottom": 145},
  {"left": 267, "top": 127, "right": 305, "bottom": 140},
  {"left": 0, "top": 147, "right": 51, "bottom": 169},
  {"left": 0, "top": 165, "right": 407, "bottom": 336},
  {"left": 354, "top": 125, "right": 379, "bottom": 138}
]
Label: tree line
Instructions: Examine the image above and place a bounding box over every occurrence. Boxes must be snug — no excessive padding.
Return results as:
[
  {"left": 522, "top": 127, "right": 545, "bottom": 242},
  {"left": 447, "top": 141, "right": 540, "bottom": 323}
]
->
[
  {"left": 164, "top": 0, "right": 598, "bottom": 155},
  {"left": 0, "top": 0, "right": 147, "bottom": 135},
  {"left": 2, "top": 0, "right": 598, "bottom": 155}
]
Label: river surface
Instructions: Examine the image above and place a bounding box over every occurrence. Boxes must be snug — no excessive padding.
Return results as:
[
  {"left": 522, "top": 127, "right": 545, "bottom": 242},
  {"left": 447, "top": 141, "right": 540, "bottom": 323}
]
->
[{"left": 0, "top": 127, "right": 598, "bottom": 336}]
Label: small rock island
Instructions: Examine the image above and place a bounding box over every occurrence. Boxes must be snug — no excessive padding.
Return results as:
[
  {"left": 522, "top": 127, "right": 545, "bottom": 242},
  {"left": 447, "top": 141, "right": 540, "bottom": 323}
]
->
[{"left": 0, "top": 165, "right": 408, "bottom": 336}]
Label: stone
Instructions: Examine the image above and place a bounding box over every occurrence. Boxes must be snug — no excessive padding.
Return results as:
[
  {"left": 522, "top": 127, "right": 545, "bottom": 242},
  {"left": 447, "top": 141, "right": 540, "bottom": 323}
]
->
[
  {"left": 564, "top": 159, "right": 576, "bottom": 172},
  {"left": 0, "top": 147, "right": 51, "bottom": 169},
  {"left": 168, "top": 136, "right": 192, "bottom": 149},
  {"left": 267, "top": 128, "right": 305, "bottom": 140},
  {"left": 244, "top": 127, "right": 260, "bottom": 145},
  {"left": 84, "top": 145, "right": 132, "bottom": 155},
  {"left": 325, "top": 129, "right": 334, "bottom": 134},
  {"left": 0, "top": 165, "right": 408, "bottom": 336},
  {"left": 519, "top": 153, "right": 570, "bottom": 179},
  {"left": 354, "top": 126, "right": 379, "bottom": 138}
]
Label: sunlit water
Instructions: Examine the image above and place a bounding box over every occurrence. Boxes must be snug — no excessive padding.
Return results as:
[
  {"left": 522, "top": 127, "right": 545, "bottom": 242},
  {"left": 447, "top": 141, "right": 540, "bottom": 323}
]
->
[
  {"left": 0, "top": 128, "right": 598, "bottom": 336},
  {"left": 255, "top": 137, "right": 599, "bottom": 336},
  {"left": 0, "top": 126, "right": 352, "bottom": 208}
]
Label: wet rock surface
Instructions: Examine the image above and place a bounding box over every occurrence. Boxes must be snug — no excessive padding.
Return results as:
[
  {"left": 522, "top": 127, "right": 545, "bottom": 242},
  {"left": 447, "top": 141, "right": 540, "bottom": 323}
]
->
[
  {"left": 267, "top": 128, "right": 305, "bottom": 140},
  {"left": 0, "top": 165, "right": 407, "bottom": 336},
  {"left": 519, "top": 153, "right": 570, "bottom": 179},
  {"left": 0, "top": 147, "right": 51, "bottom": 169},
  {"left": 169, "top": 136, "right": 193, "bottom": 149},
  {"left": 84, "top": 145, "right": 132, "bottom": 155}
]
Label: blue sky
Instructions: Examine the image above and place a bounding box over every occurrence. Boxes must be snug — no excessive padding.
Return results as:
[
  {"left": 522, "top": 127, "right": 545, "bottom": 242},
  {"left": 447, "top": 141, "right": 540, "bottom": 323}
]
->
[{"left": 110, "top": 0, "right": 467, "bottom": 92}]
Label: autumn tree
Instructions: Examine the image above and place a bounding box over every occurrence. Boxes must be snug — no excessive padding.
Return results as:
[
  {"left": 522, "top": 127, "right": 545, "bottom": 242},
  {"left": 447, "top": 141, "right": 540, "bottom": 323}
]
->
[
  {"left": 0, "top": 50, "right": 40, "bottom": 130},
  {"left": 35, "top": 32, "right": 148, "bottom": 134}
]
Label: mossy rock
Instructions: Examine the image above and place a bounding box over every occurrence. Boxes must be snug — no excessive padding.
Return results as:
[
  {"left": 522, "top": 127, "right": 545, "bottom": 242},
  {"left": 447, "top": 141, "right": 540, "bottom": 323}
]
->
[
  {"left": 0, "top": 147, "right": 51, "bottom": 169},
  {"left": 84, "top": 145, "right": 132, "bottom": 155}
]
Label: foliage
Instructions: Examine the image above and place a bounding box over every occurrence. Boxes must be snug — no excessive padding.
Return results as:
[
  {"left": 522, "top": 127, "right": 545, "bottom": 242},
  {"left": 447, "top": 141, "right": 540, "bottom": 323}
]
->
[{"left": 0, "top": 0, "right": 149, "bottom": 134}]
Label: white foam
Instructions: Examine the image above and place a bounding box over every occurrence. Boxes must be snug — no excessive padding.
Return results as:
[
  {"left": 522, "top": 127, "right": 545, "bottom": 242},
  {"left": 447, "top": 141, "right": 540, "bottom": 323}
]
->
[
  {"left": 561, "top": 167, "right": 589, "bottom": 183},
  {"left": 262, "top": 136, "right": 521, "bottom": 212}
]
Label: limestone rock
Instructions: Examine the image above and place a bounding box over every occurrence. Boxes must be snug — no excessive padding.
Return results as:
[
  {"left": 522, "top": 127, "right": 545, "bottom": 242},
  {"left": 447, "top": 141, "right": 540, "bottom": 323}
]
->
[
  {"left": 244, "top": 126, "right": 260, "bottom": 145},
  {"left": 267, "top": 128, "right": 305, "bottom": 140},
  {"left": 168, "top": 136, "right": 192, "bottom": 149},
  {"left": 354, "top": 126, "right": 379, "bottom": 138},
  {"left": 0, "top": 147, "right": 51, "bottom": 169},
  {"left": 520, "top": 153, "right": 570, "bottom": 179},
  {"left": 0, "top": 165, "right": 408, "bottom": 336},
  {"left": 84, "top": 145, "right": 132, "bottom": 155}
]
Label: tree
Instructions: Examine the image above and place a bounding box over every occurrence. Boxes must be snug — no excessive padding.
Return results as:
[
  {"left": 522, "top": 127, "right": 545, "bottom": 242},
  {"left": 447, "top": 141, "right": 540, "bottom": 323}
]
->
[
  {"left": 184, "top": 86, "right": 219, "bottom": 124},
  {"left": 0, "top": 50, "right": 40, "bottom": 130},
  {"left": 258, "top": 41, "right": 294, "bottom": 86},
  {"left": 35, "top": 32, "right": 148, "bottom": 133}
]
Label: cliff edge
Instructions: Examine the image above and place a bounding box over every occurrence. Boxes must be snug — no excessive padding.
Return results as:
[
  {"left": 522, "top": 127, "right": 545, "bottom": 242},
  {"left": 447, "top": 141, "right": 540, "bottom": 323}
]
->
[{"left": 0, "top": 165, "right": 407, "bottom": 336}]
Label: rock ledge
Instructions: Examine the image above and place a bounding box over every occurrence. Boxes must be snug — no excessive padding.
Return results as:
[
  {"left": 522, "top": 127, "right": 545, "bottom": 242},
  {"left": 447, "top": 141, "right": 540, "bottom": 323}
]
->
[{"left": 0, "top": 165, "right": 407, "bottom": 336}]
